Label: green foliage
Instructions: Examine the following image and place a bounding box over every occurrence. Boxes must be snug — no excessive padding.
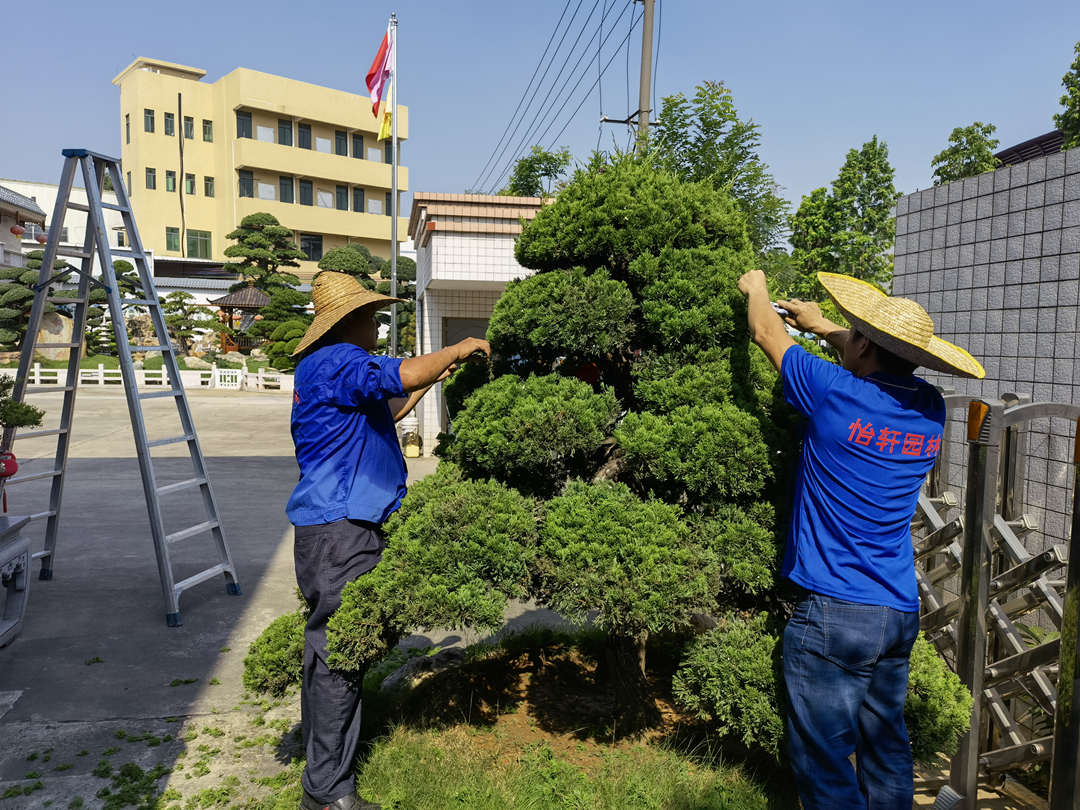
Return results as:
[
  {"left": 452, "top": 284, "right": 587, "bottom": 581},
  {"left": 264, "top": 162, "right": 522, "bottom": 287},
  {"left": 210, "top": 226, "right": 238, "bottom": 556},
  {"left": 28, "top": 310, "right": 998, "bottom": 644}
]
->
[
  {"left": 1055, "top": 41, "right": 1080, "bottom": 149},
  {"left": 651, "top": 80, "right": 789, "bottom": 252},
  {"left": 696, "top": 503, "right": 779, "bottom": 597},
  {"left": 223, "top": 212, "right": 305, "bottom": 292},
  {"left": 514, "top": 152, "right": 750, "bottom": 276},
  {"left": 487, "top": 268, "right": 635, "bottom": 372},
  {"left": 327, "top": 470, "right": 538, "bottom": 671},
  {"left": 242, "top": 609, "right": 305, "bottom": 697},
  {"left": 251, "top": 287, "right": 311, "bottom": 371},
  {"left": 162, "top": 290, "right": 213, "bottom": 354},
  {"left": 499, "top": 145, "right": 572, "bottom": 197},
  {"left": 317, "top": 245, "right": 378, "bottom": 288},
  {"left": 537, "top": 481, "right": 720, "bottom": 647},
  {"left": 0, "top": 250, "right": 70, "bottom": 350},
  {"left": 905, "top": 634, "right": 973, "bottom": 766},
  {"left": 376, "top": 256, "right": 417, "bottom": 355},
  {"left": 931, "top": 122, "right": 1001, "bottom": 185},
  {"left": 789, "top": 136, "right": 899, "bottom": 295},
  {"left": 436, "top": 374, "right": 619, "bottom": 497},
  {"left": 673, "top": 612, "right": 784, "bottom": 757},
  {"left": 0, "top": 373, "right": 44, "bottom": 430},
  {"left": 442, "top": 362, "right": 491, "bottom": 420},
  {"left": 615, "top": 403, "right": 771, "bottom": 509}
]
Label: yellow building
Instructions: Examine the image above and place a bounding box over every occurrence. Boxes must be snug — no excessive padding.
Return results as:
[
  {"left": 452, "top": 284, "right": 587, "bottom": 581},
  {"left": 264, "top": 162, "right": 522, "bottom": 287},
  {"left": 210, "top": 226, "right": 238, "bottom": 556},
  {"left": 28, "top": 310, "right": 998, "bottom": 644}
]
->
[{"left": 112, "top": 57, "right": 409, "bottom": 282}]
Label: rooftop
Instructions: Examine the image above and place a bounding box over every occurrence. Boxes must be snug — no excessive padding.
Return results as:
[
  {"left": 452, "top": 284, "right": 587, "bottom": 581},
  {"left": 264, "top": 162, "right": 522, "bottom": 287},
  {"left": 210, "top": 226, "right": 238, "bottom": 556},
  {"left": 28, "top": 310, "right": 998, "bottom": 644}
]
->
[
  {"left": 995, "top": 130, "right": 1065, "bottom": 166},
  {"left": 112, "top": 57, "right": 207, "bottom": 86},
  {"left": 0, "top": 184, "right": 47, "bottom": 223}
]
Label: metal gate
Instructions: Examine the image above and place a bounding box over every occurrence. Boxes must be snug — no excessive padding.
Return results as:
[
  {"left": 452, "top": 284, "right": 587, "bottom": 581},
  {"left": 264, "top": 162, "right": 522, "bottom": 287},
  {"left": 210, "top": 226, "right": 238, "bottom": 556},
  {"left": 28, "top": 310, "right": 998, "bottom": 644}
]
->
[{"left": 913, "top": 393, "right": 1080, "bottom": 807}]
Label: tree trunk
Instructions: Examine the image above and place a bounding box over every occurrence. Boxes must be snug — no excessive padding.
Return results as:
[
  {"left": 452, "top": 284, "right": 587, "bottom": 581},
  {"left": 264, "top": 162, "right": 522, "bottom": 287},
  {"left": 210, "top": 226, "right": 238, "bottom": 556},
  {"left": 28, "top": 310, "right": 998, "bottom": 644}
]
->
[{"left": 601, "top": 631, "right": 660, "bottom": 732}]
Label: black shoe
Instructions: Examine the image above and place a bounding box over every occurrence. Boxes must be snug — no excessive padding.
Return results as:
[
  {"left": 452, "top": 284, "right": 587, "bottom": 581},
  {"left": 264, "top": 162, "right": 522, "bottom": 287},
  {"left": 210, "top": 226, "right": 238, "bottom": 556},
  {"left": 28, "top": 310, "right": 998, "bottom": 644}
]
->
[{"left": 299, "top": 789, "right": 381, "bottom": 810}]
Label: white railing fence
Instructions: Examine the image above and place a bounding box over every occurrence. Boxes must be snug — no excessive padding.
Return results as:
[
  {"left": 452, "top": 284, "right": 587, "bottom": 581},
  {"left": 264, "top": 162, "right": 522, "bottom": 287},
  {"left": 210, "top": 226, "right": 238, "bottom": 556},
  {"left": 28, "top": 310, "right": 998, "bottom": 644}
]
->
[{"left": 19, "top": 363, "right": 291, "bottom": 392}]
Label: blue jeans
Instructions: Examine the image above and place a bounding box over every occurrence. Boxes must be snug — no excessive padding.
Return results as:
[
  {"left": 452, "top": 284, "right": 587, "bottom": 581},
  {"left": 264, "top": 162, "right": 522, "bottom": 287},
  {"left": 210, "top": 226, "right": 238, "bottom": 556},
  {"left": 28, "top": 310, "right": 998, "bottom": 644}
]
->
[{"left": 782, "top": 593, "right": 920, "bottom": 810}]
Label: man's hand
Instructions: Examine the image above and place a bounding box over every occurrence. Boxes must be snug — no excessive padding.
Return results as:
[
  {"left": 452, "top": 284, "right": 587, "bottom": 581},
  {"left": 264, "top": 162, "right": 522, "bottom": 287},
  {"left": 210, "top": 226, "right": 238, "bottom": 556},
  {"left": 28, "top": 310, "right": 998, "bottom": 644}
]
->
[
  {"left": 454, "top": 337, "right": 491, "bottom": 362},
  {"left": 776, "top": 299, "right": 828, "bottom": 335},
  {"left": 738, "top": 269, "right": 769, "bottom": 298}
]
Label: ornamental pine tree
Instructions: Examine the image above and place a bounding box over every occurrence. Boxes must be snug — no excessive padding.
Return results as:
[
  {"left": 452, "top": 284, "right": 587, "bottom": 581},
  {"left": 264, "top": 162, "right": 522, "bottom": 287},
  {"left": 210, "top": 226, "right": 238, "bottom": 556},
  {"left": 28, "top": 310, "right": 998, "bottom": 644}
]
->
[{"left": 223, "top": 212, "right": 306, "bottom": 293}]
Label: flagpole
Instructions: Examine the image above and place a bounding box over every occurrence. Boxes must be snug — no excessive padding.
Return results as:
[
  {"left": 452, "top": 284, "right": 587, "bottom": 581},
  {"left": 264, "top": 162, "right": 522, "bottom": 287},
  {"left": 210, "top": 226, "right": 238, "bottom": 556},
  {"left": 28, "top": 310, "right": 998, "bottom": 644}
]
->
[{"left": 389, "top": 12, "right": 399, "bottom": 357}]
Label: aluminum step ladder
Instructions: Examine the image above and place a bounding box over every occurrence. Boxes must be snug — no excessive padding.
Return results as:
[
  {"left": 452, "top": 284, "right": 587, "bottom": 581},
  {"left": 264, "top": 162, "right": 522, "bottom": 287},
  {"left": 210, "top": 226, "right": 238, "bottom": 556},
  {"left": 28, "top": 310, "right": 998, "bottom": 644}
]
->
[{"left": 0, "top": 148, "right": 240, "bottom": 626}]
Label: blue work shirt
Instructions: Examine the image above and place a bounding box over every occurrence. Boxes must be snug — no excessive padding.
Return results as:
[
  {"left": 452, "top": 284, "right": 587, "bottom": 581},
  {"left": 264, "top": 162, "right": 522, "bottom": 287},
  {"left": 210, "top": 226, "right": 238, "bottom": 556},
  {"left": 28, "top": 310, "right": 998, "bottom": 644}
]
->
[
  {"left": 781, "top": 345, "right": 946, "bottom": 612},
  {"left": 286, "top": 343, "right": 407, "bottom": 527}
]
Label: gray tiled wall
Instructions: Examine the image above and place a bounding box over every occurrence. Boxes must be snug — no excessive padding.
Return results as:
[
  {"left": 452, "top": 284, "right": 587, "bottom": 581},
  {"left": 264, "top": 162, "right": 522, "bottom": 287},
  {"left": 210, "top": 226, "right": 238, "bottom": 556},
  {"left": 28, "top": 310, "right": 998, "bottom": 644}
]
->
[{"left": 892, "top": 145, "right": 1080, "bottom": 547}]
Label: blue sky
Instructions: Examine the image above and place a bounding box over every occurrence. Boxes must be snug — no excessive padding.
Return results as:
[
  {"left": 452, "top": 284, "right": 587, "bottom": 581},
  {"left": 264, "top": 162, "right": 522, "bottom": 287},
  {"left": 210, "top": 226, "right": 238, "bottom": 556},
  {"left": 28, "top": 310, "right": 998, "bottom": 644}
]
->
[{"left": 3, "top": 0, "right": 1079, "bottom": 230}]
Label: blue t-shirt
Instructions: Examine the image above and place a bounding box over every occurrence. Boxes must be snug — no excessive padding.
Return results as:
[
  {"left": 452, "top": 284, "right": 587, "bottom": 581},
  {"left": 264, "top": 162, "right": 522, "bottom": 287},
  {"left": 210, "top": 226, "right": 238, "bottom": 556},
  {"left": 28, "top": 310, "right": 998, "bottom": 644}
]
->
[
  {"left": 286, "top": 343, "right": 407, "bottom": 527},
  {"left": 781, "top": 345, "right": 945, "bottom": 611}
]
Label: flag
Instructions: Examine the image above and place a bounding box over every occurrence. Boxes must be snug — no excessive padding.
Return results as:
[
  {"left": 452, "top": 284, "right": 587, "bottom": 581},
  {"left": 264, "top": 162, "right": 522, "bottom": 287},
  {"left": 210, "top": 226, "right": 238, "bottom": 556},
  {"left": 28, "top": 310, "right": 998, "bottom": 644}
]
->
[
  {"left": 377, "top": 82, "right": 393, "bottom": 141},
  {"left": 366, "top": 26, "right": 393, "bottom": 118}
]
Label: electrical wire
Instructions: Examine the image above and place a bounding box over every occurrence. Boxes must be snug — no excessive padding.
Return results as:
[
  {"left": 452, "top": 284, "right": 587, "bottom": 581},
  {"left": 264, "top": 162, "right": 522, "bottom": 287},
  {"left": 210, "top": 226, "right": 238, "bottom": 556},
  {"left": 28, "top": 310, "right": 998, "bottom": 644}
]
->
[
  {"left": 545, "top": 7, "right": 643, "bottom": 152},
  {"left": 596, "top": 0, "right": 612, "bottom": 151},
  {"left": 652, "top": 0, "right": 662, "bottom": 121},
  {"left": 486, "top": 0, "right": 625, "bottom": 192},
  {"left": 470, "top": 0, "right": 580, "bottom": 192},
  {"left": 624, "top": 5, "right": 635, "bottom": 151}
]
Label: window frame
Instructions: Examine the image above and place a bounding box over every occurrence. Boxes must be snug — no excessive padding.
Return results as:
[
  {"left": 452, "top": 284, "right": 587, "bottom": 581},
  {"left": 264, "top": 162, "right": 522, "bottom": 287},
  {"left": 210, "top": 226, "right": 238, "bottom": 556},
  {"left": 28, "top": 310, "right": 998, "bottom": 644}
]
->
[
  {"left": 144, "top": 108, "right": 155, "bottom": 133},
  {"left": 352, "top": 187, "right": 365, "bottom": 213},
  {"left": 299, "top": 179, "right": 313, "bottom": 206},
  {"left": 280, "top": 176, "right": 295, "bottom": 204},
  {"left": 278, "top": 119, "right": 293, "bottom": 146},
  {"left": 125, "top": 114, "right": 130, "bottom": 144},
  {"left": 185, "top": 173, "right": 196, "bottom": 195},
  {"left": 236, "top": 110, "right": 252, "bottom": 139},
  {"left": 166, "top": 226, "right": 180, "bottom": 252},
  {"left": 145, "top": 167, "right": 156, "bottom": 190},
  {"left": 183, "top": 116, "right": 194, "bottom": 139},
  {"left": 238, "top": 170, "right": 254, "bottom": 198},
  {"left": 299, "top": 234, "right": 323, "bottom": 262},
  {"left": 335, "top": 130, "right": 348, "bottom": 156},
  {"left": 385, "top": 191, "right": 393, "bottom": 216},
  {"left": 186, "top": 229, "right": 212, "bottom": 259},
  {"left": 351, "top": 133, "right": 363, "bottom": 158},
  {"left": 298, "top": 123, "right": 312, "bottom": 150},
  {"left": 165, "top": 170, "right": 176, "bottom": 193},
  {"left": 336, "top": 185, "right": 348, "bottom": 211},
  {"left": 204, "top": 176, "right": 215, "bottom": 197},
  {"left": 202, "top": 119, "right": 213, "bottom": 142},
  {"left": 164, "top": 111, "right": 175, "bottom": 136}
]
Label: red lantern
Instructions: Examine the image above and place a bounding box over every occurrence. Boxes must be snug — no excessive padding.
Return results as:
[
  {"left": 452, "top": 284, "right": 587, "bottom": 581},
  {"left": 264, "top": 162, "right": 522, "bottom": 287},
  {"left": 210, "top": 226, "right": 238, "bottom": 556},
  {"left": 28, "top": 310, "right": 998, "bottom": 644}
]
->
[
  {"left": 254, "top": 314, "right": 264, "bottom": 321},
  {"left": 35, "top": 233, "right": 48, "bottom": 245},
  {"left": 10, "top": 225, "right": 25, "bottom": 237},
  {"left": 0, "top": 452, "right": 18, "bottom": 478}
]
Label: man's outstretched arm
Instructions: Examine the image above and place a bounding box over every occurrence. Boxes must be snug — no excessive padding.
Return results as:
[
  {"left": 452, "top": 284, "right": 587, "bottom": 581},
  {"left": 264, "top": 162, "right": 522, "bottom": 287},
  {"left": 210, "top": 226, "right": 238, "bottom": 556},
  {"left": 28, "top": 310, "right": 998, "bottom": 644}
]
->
[{"left": 738, "top": 269, "right": 795, "bottom": 371}]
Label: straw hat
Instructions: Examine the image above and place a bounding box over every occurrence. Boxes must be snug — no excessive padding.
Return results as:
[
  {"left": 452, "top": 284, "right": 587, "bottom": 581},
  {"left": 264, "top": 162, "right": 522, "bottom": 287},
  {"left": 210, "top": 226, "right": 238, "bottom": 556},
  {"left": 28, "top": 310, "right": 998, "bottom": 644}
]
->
[
  {"left": 817, "top": 272, "right": 985, "bottom": 379},
  {"left": 291, "top": 271, "right": 404, "bottom": 356}
]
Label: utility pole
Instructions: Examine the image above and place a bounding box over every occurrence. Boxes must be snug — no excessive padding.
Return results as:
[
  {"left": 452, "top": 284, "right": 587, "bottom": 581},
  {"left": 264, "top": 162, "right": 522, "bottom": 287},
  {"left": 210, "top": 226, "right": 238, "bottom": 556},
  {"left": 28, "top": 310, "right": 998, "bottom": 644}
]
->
[{"left": 600, "top": 0, "right": 656, "bottom": 151}]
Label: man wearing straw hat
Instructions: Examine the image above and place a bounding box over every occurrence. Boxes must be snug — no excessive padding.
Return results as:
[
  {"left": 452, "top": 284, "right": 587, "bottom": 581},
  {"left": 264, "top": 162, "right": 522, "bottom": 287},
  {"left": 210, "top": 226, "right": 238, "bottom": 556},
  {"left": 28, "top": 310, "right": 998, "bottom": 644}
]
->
[
  {"left": 286, "top": 271, "right": 490, "bottom": 810},
  {"left": 738, "top": 269, "right": 984, "bottom": 810}
]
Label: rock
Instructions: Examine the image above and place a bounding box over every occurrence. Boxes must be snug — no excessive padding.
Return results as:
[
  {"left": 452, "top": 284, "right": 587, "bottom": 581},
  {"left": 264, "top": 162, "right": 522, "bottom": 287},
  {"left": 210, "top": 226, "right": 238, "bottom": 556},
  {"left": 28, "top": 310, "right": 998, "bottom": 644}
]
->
[
  {"left": 35, "top": 312, "right": 82, "bottom": 361},
  {"left": 222, "top": 351, "right": 247, "bottom": 365},
  {"left": 250, "top": 347, "right": 268, "bottom": 359},
  {"left": 132, "top": 360, "right": 144, "bottom": 370},
  {"left": 379, "top": 647, "right": 466, "bottom": 694},
  {"left": 183, "top": 356, "right": 212, "bottom": 370},
  {"left": 144, "top": 350, "right": 162, "bottom": 362}
]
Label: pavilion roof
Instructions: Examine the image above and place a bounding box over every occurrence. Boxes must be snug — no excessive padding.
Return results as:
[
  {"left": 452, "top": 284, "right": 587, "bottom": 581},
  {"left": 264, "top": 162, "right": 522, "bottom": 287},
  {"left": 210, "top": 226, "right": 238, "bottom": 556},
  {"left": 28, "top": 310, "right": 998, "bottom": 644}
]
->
[{"left": 208, "top": 286, "right": 271, "bottom": 309}]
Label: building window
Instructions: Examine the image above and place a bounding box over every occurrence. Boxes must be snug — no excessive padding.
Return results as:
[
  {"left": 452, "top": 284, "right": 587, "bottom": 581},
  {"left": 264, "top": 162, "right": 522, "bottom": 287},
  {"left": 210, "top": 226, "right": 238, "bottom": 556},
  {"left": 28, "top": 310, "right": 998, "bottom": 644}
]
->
[
  {"left": 352, "top": 187, "right": 364, "bottom": 212},
  {"left": 280, "top": 176, "right": 294, "bottom": 204},
  {"left": 117, "top": 230, "right": 126, "bottom": 247},
  {"left": 238, "top": 170, "right": 254, "bottom": 198},
  {"left": 144, "top": 108, "right": 155, "bottom": 133},
  {"left": 384, "top": 142, "right": 392, "bottom": 164},
  {"left": 256, "top": 125, "right": 274, "bottom": 143},
  {"left": 299, "top": 234, "right": 323, "bottom": 262},
  {"left": 385, "top": 191, "right": 393, "bottom": 216},
  {"left": 185, "top": 173, "right": 196, "bottom": 195},
  {"left": 166, "top": 227, "right": 180, "bottom": 252},
  {"left": 367, "top": 197, "right": 382, "bottom": 215},
  {"left": 352, "top": 133, "right": 363, "bottom": 158},
  {"left": 187, "top": 229, "right": 212, "bottom": 259},
  {"left": 299, "top": 179, "right": 313, "bottom": 206},
  {"left": 145, "top": 168, "right": 156, "bottom": 190},
  {"left": 183, "top": 116, "right": 194, "bottom": 139},
  {"left": 315, "top": 135, "right": 331, "bottom": 154},
  {"left": 125, "top": 114, "right": 130, "bottom": 144},
  {"left": 236, "top": 110, "right": 252, "bottom": 139},
  {"left": 164, "top": 112, "right": 175, "bottom": 136},
  {"left": 316, "top": 188, "right": 333, "bottom": 208},
  {"left": 165, "top": 170, "right": 176, "bottom": 193},
  {"left": 278, "top": 119, "right": 293, "bottom": 146},
  {"left": 336, "top": 185, "right": 348, "bottom": 211},
  {"left": 127, "top": 171, "right": 132, "bottom": 192},
  {"left": 257, "top": 181, "right": 275, "bottom": 200},
  {"left": 298, "top": 123, "right": 312, "bottom": 150},
  {"left": 335, "top": 130, "right": 348, "bottom": 156},
  {"left": 204, "top": 176, "right": 215, "bottom": 197},
  {"left": 203, "top": 119, "right": 213, "bottom": 141}
]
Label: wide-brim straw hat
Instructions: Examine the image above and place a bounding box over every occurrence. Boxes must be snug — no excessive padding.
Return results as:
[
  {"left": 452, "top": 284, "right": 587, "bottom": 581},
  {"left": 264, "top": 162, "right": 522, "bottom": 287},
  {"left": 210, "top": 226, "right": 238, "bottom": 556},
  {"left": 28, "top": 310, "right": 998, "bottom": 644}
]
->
[
  {"left": 817, "top": 272, "right": 985, "bottom": 379},
  {"left": 291, "top": 271, "right": 405, "bottom": 356}
]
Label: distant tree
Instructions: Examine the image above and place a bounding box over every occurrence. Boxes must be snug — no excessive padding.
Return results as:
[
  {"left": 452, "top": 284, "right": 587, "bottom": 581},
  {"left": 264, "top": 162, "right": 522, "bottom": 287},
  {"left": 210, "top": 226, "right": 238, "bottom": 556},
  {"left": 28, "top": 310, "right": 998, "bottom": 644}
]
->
[
  {"left": 1055, "top": 40, "right": 1080, "bottom": 149},
  {"left": 931, "top": 122, "right": 1001, "bottom": 185},
  {"left": 500, "top": 145, "right": 571, "bottom": 197},
  {"left": 651, "top": 81, "right": 789, "bottom": 253},
  {"left": 376, "top": 255, "right": 417, "bottom": 355},
  {"left": 250, "top": 288, "right": 312, "bottom": 371},
  {"left": 0, "top": 250, "right": 69, "bottom": 350},
  {"left": 789, "top": 136, "right": 899, "bottom": 295},
  {"left": 223, "top": 213, "right": 306, "bottom": 293},
  {"left": 317, "top": 245, "right": 378, "bottom": 289},
  {"left": 162, "top": 291, "right": 214, "bottom": 355}
]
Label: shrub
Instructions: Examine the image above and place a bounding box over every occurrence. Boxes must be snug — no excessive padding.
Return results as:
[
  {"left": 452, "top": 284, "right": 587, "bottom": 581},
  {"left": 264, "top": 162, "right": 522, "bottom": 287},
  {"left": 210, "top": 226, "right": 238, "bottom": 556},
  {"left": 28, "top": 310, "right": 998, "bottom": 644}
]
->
[
  {"left": 436, "top": 374, "right": 620, "bottom": 497},
  {"left": 906, "top": 634, "right": 973, "bottom": 766},
  {"left": 243, "top": 610, "right": 306, "bottom": 697},
  {"left": 672, "top": 612, "right": 784, "bottom": 758},
  {"left": 487, "top": 267, "right": 635, "bottom": 372},
  {"left": 615, "top": 404, "right": 771, "bottom": 508},
  {"left": 695, "top": 503, "right": 779, "bottom": 598},
  {"left": 327, "top": 475, "right": 538, "bottom": 672},
  {"left": 442, "top": 362, "right": 491, "bottom": 420}
]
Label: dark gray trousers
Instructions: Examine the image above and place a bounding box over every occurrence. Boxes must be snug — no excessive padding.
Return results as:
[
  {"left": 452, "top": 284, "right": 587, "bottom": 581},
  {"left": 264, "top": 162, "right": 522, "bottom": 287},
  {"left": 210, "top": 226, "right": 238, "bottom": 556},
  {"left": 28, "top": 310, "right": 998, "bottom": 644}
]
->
[{"left": 293, "top": 518, "right": 385, "bottom": 803}]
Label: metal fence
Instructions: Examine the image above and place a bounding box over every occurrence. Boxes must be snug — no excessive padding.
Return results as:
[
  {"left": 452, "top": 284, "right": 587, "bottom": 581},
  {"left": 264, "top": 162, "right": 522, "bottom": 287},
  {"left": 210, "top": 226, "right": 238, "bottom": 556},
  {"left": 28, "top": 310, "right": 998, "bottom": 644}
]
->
[{"left": 914, "top": 391, "right": 1080, "bottom": 807}]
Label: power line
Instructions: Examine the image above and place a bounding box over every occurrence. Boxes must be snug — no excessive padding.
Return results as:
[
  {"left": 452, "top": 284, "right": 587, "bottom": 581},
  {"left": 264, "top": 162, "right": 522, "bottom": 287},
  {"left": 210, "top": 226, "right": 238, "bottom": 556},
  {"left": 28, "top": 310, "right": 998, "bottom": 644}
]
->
[
  {"left": 486, "top": 0, "right": 620, "bottom": 192},
  {"left": 545, "top": 7, "right": 644, "bottom": 152},
  {"left": 471, "top": 0, "right": 582, "bottom": 192},
  {"left": 624, "top": 4, "right": 634, "bottom": 151},
  {"left": 652, "top": 0, "right": 662, "bottom": 120}
]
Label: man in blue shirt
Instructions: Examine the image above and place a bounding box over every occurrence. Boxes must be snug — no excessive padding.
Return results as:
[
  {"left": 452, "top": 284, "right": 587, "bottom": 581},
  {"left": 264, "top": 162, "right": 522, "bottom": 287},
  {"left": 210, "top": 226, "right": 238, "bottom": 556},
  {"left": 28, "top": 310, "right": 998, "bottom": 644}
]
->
[
  {"left": 287, "top": 271, "right": 489, "bottom": 810},
  {"left": 738, "top": 269, "right": 984, "bottom": 810}
]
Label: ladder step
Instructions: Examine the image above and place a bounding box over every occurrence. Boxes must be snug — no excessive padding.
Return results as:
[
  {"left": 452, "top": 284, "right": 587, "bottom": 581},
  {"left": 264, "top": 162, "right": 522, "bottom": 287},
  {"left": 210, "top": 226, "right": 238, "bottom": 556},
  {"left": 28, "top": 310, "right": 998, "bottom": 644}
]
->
[
  {"left": 56, "top": 248, "right": 92, "bottom": 259},
  {"left": 6, "top": 469, "right": 62, "bottom": 485},
  {"left": 36, "top": 342, "right": 82, "bottom": 349},
  {"left": 173, "top": 563, "right": 228, "bottom": 596},
  {"left": 166, "top": 520, "right": 220, "bottom": 545},
  {"left": 48, "top": 296, "right": 87, "bottom": 304},
  {"left": 111, "top": 248, "right": 140, "bottom": 256},
  {"left": 14, "top": 428, "right": 68, "bottom": 440},
  {"left": 120, "top": 298, "right": 155, "bottom": 306},
  {"left": 147, "top": 434, "right": 195, "bottom": 448},
  {"left": 156, "top": 477, "right": 206, "bottom": 496},
  {"left": 131, "top": 345, "right": 173, "bottom": 353},
  {"left": 31, "top": 549, "right": 53, "bottom": 560},
  {"left": 66, "top": 201, "right": 90, "bottom": 212},
  {"left": 25, "top": 386, "right": 75, "bottom": 393},
  {"left": 139, "top": 389, "right": 183, "bottom": 400},
  {"left": 28, "top": 510, "right": 57, "bottom": 521},
  {"left": 101, "top": 202, "right": 128, "bottom": 212}
]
